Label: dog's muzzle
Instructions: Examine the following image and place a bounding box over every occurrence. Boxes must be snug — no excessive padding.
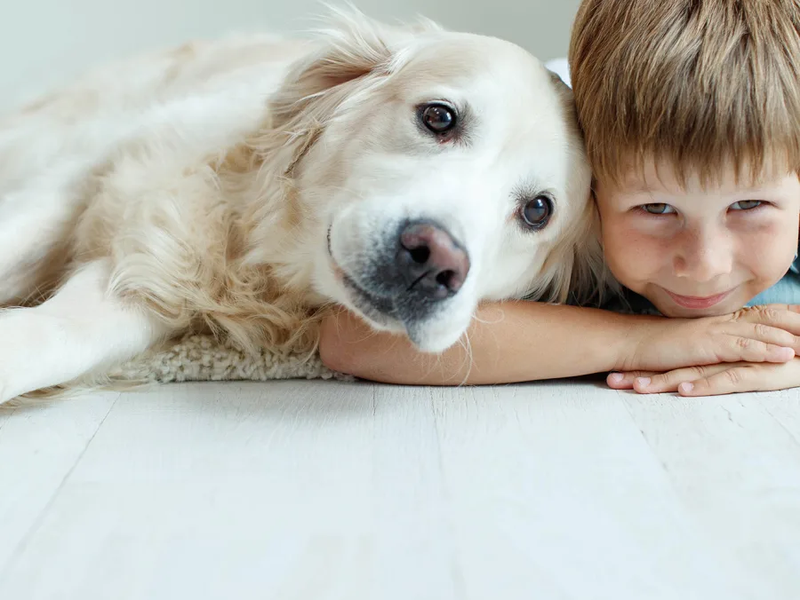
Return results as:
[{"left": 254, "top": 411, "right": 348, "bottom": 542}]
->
[{"left": 340, "top": 218, "right": 471, "bottom": 328}]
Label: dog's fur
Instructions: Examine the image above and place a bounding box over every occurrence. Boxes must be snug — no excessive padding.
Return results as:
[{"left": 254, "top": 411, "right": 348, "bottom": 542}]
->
[{"left": 0, "top": 9, "right": 601, "bottom": 403}]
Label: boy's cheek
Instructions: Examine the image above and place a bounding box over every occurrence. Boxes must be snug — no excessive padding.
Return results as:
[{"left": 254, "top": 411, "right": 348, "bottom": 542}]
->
[{"left": 600, "top": 220, "right": 657, "bottom": 286}]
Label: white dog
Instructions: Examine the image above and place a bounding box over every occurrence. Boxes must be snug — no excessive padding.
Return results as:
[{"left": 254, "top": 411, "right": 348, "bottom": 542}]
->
[{"left": 0, "top": 8, "right": 600, "bottom": 403}]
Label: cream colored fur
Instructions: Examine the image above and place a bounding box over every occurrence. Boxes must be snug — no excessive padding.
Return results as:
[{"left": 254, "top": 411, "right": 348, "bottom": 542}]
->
[{"left": 0, "top": 8, "right": 602, "bottom": 403}]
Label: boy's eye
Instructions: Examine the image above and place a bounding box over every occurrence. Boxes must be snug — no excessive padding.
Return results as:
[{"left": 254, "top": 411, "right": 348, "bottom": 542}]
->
[
  {"left": 641, "top": 203, "right": 676, "bottom": 215},
  {"left": 730, "top": 200, "right": 763, "bottom": 211}
]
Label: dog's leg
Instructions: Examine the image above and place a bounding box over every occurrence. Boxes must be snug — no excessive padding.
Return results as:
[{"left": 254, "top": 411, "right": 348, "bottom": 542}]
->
[
  {"left": 0, "top": 258, "right": 171, "bottom": 403},
  {"left": 0, "top": 188, "right": 80, "bottom": 305}
]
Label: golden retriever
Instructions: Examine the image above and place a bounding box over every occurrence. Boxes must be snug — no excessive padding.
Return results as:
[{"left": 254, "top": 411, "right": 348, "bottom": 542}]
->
[{"left": 0, "top": 8, "right": 600, "bottom": 402}]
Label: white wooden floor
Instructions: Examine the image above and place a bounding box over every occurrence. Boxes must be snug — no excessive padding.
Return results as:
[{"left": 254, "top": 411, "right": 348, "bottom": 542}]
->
[{"left": 1, "top": 380, "right": 799, "bottom": 600}]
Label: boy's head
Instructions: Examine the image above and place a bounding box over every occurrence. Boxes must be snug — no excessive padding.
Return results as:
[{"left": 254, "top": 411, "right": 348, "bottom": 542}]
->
[{"left": 569, "top": 0, "right": 800, "bottom": 317}]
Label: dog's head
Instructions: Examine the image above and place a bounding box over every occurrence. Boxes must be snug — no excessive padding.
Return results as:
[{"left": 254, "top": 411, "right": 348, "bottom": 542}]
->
[{"left": 265, "top": 9, "right": 597, "bottom": 353}]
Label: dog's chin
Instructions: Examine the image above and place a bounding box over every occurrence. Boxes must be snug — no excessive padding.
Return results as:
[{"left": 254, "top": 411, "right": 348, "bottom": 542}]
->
[
  {"left": 406, "top": 326, "right": 465, "bottom": 354},
  {"left": 339, "top": 274, "right": 465, "bottom": 354},
  {"left": 340, "top": 273, "right": 401, "bottom": 331}
]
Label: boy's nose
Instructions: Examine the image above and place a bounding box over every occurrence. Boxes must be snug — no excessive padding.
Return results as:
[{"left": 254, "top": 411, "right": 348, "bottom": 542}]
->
[{"left": 673, "top": 228, "right": 733, "bottom": 282}]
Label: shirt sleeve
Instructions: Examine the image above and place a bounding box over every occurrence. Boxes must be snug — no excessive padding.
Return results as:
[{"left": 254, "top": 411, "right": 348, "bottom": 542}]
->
[
  {"left": 544, "top": 57, "right": 571, "bottom": 88},
  {"left": 747, "top": 271, "right": 800, "bottom": 306}
]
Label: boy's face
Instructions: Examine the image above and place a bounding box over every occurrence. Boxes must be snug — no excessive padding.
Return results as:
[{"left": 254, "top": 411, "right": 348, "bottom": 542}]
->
[{"left": 595, "top": 160, "right": 800, "bottom": 318}]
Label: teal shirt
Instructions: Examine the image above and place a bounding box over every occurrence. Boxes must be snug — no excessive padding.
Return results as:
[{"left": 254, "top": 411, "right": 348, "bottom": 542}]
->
[
  {"left": 600, "top": 254, "right": 800, "bottom": 315},
  {"left": 746, "top": 257, "right": 800, "bottom": 306}
]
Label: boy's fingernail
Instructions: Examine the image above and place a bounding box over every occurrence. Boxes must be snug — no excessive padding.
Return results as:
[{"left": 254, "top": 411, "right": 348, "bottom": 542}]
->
[
  {"left": 609, "top": 373, "right": 623, "bottom": 383},
  {"left": 636, "top": 377, "right": 651, "bottom": 388},
  {"left": 680, "top": 382, "right": 694, "bottom": 394}
]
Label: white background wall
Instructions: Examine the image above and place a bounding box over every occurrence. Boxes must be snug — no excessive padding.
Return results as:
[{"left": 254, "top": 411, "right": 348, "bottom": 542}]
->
[{"left": 0, "top": 0, "right": 581, "bottom": 112}]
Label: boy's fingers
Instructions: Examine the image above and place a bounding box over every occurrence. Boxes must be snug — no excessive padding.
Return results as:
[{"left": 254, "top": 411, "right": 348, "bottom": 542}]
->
[
  {"left": 633, "top": 365, "right": 729, "bottom": 394},
  {"left": 746, "top": 321, "right": 800, "bottom": 355},
  {"left": 719, "top": 333, "right": 795, "bottom": 364},
  {"left": 761, "top": 303, "right": 800, "bottom": 315},
  {"left": 607, "top": 371, "right": 656, "bottom": 389},
  {"left": 736, "top": 306, "right": 800, "bottom": 337},
  {"left": 679, "top": 366, "right": 765, "bottom": 397}
]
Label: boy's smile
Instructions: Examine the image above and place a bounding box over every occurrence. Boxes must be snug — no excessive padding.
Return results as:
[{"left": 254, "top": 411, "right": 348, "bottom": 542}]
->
[
  {"left": 595, "top": 159, "right": 800, "bottom": 318},
  {"left": 663, "top": 288, "right": 736, "bottom": 311}
]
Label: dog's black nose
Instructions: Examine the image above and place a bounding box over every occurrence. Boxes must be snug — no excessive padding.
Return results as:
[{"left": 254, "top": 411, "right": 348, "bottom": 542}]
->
[{"left": 396, "top": 221, "right": 470, "bottom": 300}]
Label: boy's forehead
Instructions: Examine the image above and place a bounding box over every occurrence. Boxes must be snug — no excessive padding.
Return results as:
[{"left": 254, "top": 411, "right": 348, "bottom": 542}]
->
[
  {"left": 598, "top": 155, "right": 799, "bottom": 196},
  {"left": 597, "top": 158, "right": 684, "bottom": 195}
]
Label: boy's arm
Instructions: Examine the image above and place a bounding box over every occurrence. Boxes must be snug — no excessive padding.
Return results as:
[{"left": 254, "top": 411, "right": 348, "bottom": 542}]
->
[
  {"left": 319, "top": 301, "right": 800, "bottom": 385},
  {"left": 321, "top": 302, "right": 635, "bottom": 385}
]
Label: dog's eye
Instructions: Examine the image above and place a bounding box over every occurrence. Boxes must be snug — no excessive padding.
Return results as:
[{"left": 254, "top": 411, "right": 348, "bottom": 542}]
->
[
  {"left": 520, "top": 195, "right": 553, "bottom": 230},
  {"left": 420, "top": 104, "right": 457, "bottom": 134}
]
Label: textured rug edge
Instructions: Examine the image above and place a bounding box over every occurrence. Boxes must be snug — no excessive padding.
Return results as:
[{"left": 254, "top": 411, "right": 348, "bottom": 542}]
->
[{"left": 107, "top": 333, "right": 353, "bottom": 383}]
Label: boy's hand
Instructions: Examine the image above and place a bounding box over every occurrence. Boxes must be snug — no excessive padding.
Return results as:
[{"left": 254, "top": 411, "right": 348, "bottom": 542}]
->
[
  {"left": 621, "top": 305, "right": 800, "bottom": 373},
  {"left": 607, "top": 359, "right": 800, "bottom": 397}
]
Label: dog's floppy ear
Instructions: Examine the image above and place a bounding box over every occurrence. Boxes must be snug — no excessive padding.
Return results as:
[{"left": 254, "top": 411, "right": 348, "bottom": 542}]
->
[
  {"left": 251, "top": 7, "right": 441, "bottom": 184},
  {"left": 269, "top": 7, "right": 441, "bottom": 128}
]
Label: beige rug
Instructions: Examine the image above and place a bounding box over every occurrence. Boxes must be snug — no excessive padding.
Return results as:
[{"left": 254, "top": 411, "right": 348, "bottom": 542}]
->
[{"left": 108, "top": 333, "right": 349, "bottom": 384}]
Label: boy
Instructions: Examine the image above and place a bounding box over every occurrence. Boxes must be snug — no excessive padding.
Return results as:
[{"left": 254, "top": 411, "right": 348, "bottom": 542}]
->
[{"left": 318, "top": 0, "right": 800, "bottom": 397}]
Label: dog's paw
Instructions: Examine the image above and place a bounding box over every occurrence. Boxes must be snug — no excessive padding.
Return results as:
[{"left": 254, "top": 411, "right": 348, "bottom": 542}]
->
[
  {"left": 0, "top": 373, "right": 23, "bottom": 405},
  {"left": 0, "top": 383, "right": 12, "bottom": 405}
]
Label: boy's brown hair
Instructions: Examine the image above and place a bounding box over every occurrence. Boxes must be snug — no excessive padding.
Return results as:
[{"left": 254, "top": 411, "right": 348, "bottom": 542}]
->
[{"left": 569, "top": 0, "right": 800, "bottom": 186}]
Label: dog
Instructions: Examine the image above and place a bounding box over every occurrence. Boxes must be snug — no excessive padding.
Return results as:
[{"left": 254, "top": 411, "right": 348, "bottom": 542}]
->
[{"left": 0, "top": 8, "right": 601, "bottom": 403}]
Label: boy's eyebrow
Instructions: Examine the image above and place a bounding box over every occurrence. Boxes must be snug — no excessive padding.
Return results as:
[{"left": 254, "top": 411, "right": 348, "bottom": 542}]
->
[
  {"left": 615, "top": 177, "right": 656, "bottom": 195},
  {"left": 626, "top": 182, "right": 654, "bottom": 194},
  {"left": 616, "top": 178, "right": 787, "bottom": 199}
]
